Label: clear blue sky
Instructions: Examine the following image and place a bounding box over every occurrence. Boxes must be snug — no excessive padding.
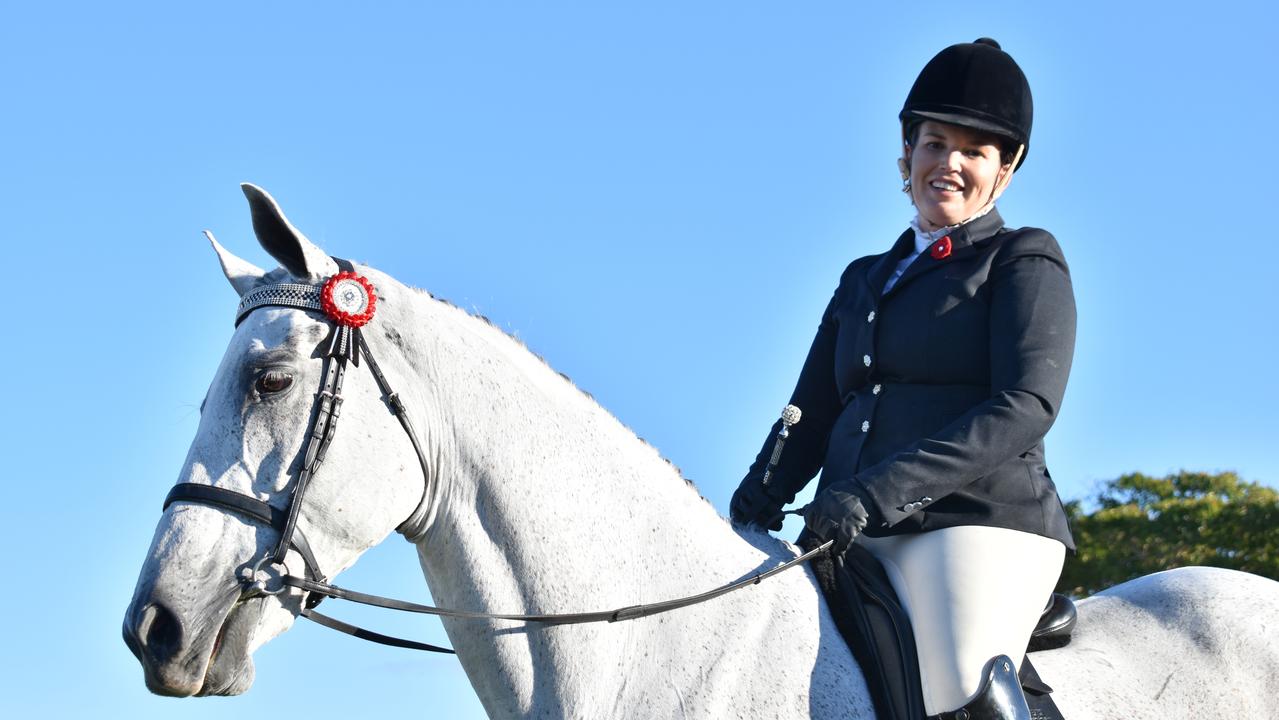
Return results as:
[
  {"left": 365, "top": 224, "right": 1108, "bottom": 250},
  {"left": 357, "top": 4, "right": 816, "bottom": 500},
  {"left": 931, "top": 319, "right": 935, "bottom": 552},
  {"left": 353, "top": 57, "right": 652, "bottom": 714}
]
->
[{"left": 3, "top": 2, "right": 1276, "bottom": 717}]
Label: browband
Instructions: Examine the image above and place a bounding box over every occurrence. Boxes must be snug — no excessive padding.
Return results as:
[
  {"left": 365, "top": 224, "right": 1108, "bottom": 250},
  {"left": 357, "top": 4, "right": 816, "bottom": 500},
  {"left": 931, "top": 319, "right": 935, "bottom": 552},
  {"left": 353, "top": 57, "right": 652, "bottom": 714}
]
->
[
  {"left": 234, "top": 258, "right": 362, "bottom": 326},
  {"left": 235, "top": 283, "right": 325, "bottom": 326}
]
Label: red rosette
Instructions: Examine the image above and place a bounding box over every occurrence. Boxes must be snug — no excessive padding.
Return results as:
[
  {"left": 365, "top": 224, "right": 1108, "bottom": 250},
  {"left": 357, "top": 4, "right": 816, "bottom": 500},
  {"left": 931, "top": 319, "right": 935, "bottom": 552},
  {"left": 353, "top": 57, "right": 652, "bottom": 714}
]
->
[
  {"left": 929, "top": 235, "right": 952, "bottom": 260},
  {"left": 321, "top": 272, "right": 377, "bottom": 327}
]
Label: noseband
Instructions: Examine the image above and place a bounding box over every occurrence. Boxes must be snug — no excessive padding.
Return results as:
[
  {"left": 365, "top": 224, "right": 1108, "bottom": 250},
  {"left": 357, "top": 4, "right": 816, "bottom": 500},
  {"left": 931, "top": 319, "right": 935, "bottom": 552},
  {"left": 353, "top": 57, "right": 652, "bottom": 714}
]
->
[{"left": 158, "top": 258, "right": 830, "bottom": 656}]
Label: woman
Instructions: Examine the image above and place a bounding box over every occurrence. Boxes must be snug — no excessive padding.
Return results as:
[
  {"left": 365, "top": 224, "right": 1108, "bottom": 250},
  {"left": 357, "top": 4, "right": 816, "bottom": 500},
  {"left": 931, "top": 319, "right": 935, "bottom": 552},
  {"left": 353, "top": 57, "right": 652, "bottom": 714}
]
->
[{"left": 731, "top": 38, "right": 1075, "bottom": 720}]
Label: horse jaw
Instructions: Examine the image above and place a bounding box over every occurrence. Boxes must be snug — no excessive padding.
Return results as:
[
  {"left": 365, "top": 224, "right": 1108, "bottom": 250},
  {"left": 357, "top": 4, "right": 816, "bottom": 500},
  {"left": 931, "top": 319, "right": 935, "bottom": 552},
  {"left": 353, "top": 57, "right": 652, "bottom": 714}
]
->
[{"left": 197, "top": 596, "right": 294, "bottom": 696}]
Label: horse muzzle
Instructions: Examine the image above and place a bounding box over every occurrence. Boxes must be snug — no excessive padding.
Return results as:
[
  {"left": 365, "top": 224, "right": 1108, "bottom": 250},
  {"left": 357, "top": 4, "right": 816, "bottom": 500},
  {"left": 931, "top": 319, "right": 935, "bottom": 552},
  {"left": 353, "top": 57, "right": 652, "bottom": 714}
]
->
[{"left": 122, "top": 591, "right": 260, "bottom": 696}]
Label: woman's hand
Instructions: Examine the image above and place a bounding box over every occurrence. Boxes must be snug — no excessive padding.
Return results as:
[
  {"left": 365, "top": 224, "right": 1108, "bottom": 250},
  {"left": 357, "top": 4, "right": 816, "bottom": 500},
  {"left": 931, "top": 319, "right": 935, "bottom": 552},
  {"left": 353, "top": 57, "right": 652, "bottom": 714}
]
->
[
  {"left": 804, "top": 483, "right": 870, "bottom": 554},
  {"left": 730, "top": 476, "right": 787, "bottom": 531}
]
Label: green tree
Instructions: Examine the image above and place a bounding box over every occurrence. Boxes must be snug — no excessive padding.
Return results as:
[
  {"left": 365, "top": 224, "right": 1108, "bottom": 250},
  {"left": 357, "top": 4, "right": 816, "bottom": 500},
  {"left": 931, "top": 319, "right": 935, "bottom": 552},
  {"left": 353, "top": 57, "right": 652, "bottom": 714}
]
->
[{"left": 1057, "top": 470, "right": 1279, "bottom": 597}]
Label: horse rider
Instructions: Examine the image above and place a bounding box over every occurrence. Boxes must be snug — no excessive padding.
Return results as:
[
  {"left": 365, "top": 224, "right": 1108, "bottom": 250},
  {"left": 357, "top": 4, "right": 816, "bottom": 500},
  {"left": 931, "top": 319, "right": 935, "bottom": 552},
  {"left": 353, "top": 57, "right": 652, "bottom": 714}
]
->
[{"left": 731, "top": 38, "right": 1076, "bottom": 720}]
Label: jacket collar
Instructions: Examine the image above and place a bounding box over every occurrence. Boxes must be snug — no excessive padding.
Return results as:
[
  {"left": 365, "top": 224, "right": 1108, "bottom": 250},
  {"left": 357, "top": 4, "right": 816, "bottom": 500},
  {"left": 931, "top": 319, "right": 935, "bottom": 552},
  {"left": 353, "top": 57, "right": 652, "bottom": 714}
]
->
[
  {"left": 881, "top": 207, "right": 1006, "bottom": 298},
  {"left": 931, "top": 206, "right": 1005, "bottom": 250}
]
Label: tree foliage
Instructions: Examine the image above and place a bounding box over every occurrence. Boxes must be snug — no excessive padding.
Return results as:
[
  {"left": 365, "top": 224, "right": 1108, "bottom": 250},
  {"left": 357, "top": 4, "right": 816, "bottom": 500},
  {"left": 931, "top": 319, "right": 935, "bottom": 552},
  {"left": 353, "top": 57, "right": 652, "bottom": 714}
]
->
[{"left": 1057, "top": 470, "right": 1279, "bottom": 597}]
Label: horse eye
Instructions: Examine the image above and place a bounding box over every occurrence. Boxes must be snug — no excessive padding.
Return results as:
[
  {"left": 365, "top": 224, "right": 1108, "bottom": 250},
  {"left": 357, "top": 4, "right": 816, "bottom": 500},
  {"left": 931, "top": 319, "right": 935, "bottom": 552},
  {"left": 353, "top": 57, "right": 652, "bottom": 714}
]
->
[{"left": 255, "top": 370, "right": 294, "bottom": 395}]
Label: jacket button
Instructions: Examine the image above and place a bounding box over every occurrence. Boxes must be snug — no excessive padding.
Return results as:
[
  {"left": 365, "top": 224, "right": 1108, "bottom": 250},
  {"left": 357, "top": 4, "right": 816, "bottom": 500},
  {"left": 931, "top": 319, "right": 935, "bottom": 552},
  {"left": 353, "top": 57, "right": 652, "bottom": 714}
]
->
[
  {"left": 872, "top": 384, "right": 882, "bottom": 395},
  {"left": 867, "top": 311, "right": 876, "bottom": 323},
  {"left": 863, "top": 354, "right": 872, "bottom": 367},
  {"left": 921, "top": 497, "right": 932, "bottom": 503},
  {"left": 861, "top": 420, "right": 870, "bottom": 432}
]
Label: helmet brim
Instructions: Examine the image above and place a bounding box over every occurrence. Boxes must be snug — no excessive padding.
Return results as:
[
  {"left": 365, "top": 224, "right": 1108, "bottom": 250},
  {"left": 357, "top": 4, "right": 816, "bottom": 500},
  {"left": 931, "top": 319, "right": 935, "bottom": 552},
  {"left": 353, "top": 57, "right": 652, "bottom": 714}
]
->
[{"left": 902, "top": 110, "right": 1028, "bottom": 169}]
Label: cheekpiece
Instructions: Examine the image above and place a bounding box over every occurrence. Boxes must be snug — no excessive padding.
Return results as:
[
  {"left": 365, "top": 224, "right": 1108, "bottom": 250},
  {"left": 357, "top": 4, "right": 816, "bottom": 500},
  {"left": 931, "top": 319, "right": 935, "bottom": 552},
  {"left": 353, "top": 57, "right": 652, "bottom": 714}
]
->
[{"left": 234, "top": 272, "right": 378, "bottom": 328}]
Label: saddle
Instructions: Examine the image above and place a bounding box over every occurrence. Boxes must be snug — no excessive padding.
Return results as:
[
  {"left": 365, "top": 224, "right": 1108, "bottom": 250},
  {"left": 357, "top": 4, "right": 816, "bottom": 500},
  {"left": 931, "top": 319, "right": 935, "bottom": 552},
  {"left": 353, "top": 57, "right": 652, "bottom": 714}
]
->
[{"left": 803, "top": 538, "right": 1075, "bottom": 720}]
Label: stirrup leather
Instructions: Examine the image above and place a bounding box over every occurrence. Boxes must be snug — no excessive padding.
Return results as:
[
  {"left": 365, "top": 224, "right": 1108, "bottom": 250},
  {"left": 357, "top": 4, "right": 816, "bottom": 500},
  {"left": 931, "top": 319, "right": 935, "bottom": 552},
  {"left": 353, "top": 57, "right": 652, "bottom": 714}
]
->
[{"left": 929, "top": 654, "right": 1031, "bottom": 720}]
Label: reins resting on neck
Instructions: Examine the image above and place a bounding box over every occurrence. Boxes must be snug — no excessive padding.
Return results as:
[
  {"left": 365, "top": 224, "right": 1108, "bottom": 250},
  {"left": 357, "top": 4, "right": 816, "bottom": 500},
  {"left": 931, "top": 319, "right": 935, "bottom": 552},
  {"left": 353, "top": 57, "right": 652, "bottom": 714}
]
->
[{"left": 159, "top": 257, "right": 830, "bottom": 655}]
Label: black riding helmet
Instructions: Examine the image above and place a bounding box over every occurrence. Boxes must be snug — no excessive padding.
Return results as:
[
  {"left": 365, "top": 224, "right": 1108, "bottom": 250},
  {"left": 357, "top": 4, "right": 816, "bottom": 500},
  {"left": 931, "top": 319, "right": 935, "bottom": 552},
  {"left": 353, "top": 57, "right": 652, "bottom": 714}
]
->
[{"left": 900, "top": 38, "right": 1032, "bottom": 170}]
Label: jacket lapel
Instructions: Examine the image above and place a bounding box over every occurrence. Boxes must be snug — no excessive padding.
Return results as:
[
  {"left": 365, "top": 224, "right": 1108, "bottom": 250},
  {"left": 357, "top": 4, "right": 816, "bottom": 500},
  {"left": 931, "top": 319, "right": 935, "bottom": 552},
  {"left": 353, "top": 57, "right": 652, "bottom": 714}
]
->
[
  {"left": 867, "top": 229, "right": 916, "bottom": 297},
  {"left": 882, "top": 209, "right": 1006, "bottom": 300}
]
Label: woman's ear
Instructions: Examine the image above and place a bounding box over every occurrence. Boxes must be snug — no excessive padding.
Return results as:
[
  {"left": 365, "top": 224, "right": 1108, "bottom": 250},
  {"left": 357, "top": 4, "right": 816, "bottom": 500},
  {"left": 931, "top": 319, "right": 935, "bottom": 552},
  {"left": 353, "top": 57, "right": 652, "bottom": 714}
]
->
[{"left": 898, "top": 143, "right": 912, "bottom": 180}]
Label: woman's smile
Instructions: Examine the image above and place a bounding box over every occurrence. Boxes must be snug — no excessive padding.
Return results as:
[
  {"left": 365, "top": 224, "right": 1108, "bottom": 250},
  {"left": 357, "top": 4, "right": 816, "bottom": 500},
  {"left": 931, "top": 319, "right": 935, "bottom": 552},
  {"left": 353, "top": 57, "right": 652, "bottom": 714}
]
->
[{"left": 908, "top": 120, "right": 1009, "bottom": 230}]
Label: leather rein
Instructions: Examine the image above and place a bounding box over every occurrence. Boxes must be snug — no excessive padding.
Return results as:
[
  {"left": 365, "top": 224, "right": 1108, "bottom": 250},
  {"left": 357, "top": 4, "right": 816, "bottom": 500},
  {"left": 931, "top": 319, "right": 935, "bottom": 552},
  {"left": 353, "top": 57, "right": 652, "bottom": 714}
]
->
[{"left": 160, "top": 258, "right": 830, "bottom": 655}]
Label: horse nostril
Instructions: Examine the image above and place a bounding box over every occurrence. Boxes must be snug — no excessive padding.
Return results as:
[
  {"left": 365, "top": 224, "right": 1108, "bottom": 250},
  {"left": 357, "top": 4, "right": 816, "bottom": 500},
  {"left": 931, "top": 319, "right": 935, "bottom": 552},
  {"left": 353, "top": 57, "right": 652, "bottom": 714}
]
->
[{"left": 132, "top": 602, "right": 185, "bottom": 664}]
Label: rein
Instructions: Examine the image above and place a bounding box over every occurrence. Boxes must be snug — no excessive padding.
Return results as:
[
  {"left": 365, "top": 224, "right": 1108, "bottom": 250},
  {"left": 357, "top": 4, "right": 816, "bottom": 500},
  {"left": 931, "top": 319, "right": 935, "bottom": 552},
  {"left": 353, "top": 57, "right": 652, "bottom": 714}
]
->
[{"left": 160, "top": 259, "right": 829, "bottom": 655}]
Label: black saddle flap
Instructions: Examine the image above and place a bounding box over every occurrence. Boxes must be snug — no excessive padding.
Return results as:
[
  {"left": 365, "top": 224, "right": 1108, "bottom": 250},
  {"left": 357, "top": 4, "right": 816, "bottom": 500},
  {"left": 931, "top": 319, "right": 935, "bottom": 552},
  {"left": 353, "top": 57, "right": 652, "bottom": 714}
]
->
[{"left": 804, "top": 538, "right": 925, "bottom": 720}]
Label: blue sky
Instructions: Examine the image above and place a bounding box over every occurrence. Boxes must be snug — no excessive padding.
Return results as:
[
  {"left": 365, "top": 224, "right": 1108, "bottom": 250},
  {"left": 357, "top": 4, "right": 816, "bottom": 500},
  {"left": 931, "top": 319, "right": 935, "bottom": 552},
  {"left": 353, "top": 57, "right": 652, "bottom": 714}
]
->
[{"left": 2, "top": 2, "right": 1276, "bottom": 717}]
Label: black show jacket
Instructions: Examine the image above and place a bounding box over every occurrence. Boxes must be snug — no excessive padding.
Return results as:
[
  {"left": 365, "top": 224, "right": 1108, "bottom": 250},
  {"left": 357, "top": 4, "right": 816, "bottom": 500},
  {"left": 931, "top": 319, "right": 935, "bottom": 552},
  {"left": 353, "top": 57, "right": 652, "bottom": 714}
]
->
[{"left": 749, "top": 209, "right": 1076, "bottom": 549}]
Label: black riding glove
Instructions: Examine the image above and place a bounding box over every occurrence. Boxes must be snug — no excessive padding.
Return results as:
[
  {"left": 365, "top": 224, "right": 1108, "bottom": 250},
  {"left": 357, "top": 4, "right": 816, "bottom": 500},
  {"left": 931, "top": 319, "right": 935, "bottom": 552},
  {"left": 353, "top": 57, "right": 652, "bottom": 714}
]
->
[
  {"left": 804, "top": 482, "right": 870, "bottom": 555},
  {"left": 730, "top": 474, "right": 788, "bottom": 531}
]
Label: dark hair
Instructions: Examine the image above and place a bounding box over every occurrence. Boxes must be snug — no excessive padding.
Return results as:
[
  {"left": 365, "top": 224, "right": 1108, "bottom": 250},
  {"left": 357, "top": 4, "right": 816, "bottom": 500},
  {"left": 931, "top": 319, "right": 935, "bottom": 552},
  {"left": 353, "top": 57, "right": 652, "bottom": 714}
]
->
[{"left": 903, "top": 119, "right": 1018, "bottom": 167}]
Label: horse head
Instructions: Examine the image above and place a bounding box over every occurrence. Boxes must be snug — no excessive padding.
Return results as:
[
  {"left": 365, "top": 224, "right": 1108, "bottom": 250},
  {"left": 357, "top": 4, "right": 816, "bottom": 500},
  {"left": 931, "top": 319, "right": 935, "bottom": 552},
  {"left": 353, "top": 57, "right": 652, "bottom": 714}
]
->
[{"left": 122, "top": 184, "right": 430, "bottom": 696}]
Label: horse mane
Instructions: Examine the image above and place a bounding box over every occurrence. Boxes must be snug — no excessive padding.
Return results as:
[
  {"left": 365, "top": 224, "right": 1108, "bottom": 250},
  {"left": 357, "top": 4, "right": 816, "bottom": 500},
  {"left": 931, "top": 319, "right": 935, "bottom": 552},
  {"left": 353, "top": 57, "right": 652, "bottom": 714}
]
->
[{"left": 406, "top": 281, "right": 715, "bottom": 507}]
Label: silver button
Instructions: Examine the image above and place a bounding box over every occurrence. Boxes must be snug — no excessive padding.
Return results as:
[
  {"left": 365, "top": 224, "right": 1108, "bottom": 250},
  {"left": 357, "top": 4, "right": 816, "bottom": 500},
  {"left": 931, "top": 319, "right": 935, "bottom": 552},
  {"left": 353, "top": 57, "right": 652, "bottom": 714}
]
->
[
  {"left": 863, "top": 354, "right": 872, "bottom": 367},
  {"left": 867, "top": 311, "right": 876, "bottom": 323},
  {"left": 872, "top": 384, "right": 882, "bottom": 395},
  {"left": 921, "top": 497, "right": 932, "bottom": 503},
  {"left": 861, "top": 420, "right": 870, "bottom": 432}
]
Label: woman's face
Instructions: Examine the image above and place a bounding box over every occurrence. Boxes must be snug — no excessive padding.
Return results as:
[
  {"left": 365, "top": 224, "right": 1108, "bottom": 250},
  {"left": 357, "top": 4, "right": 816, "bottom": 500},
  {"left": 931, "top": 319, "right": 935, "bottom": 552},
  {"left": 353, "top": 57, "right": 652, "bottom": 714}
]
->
[{"left": 907, "top": 120, "right": 1012, "bottom": 230}]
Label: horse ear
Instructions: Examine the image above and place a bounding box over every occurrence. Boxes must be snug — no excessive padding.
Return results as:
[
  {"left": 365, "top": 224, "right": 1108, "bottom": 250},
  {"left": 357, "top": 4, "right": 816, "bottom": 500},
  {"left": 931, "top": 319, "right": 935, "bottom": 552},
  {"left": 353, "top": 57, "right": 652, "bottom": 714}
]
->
[
  {"left": 205, "top": 230, "right": 265, "bottom": 296},
  {"left": 240, "top": 183, "right": 339, "bottom": 280}
]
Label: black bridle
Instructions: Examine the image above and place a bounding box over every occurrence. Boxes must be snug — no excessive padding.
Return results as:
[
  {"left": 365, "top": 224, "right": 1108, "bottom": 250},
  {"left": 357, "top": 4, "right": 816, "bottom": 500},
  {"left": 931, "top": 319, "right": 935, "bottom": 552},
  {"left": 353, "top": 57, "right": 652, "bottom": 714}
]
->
[{"left": 160, "top": 258, "right": 830, "bottom": 655}]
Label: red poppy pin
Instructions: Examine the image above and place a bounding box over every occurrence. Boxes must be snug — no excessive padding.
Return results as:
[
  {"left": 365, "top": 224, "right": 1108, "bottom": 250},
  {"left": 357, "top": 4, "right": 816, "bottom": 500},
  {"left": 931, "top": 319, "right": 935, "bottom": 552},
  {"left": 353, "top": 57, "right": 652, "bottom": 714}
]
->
[
  {"left": 930, "top": 235, "right": 953, "bottom": 260},
  {"left": 321, "top": 272, "right": 377, "bottom": 327}
]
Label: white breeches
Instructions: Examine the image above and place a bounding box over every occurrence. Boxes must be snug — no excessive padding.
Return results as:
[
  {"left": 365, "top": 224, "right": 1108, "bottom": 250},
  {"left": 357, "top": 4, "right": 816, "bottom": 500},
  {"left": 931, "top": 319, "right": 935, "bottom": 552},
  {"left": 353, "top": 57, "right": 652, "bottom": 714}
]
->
[{"left": 856, "top": 525, "right": 1066, "bottom": 715}]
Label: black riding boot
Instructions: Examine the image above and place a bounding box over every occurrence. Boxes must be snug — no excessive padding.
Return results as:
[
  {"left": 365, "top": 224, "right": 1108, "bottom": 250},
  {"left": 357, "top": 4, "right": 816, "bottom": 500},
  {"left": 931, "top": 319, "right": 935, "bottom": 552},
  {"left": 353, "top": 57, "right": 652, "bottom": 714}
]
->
[{"left": 929, "top": 655, "right": 1031, "bottom": 720}]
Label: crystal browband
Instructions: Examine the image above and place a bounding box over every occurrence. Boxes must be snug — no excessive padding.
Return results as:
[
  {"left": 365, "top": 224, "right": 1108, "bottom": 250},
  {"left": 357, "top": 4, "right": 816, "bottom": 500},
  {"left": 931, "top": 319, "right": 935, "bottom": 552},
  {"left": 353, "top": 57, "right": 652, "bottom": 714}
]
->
[{"left": 235, "top": 283, "right": 324, "bottom": 326}]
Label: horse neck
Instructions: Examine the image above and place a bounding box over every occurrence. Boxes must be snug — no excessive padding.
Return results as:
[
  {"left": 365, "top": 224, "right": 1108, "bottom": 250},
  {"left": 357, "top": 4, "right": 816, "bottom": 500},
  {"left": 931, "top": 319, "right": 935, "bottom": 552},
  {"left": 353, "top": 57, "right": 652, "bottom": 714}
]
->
[
  {"left": 380, "top": 289, "right": 867, "bottom": 718},
  {"left": 399, "top": 295, "right": 754, "bottom": 612}
]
